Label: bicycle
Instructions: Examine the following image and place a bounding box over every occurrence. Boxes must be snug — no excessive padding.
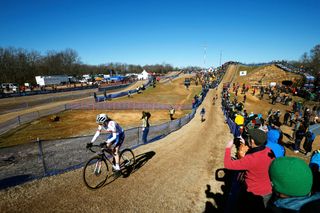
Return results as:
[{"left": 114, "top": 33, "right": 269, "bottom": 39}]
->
[{"left": 83, "top": 142, "right": 136, "bottom": 189}]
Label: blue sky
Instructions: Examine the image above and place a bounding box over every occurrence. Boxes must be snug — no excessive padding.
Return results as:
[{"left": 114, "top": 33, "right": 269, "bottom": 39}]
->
[{"left": 1, "top": 0, "right": 319, "bottom": 67}]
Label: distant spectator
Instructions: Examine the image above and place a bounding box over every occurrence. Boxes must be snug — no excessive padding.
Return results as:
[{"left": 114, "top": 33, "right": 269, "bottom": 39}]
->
[
  {"left": 267, "top": 157, "right": 320, "bottom": 212},
  {"left": 243, "top": 109, "right": 248, "bottom": 119},
  {"left": 303, "top": 130, "right": 316, "bottom": 156},
  {"left": 259, "top": 119, "right": 269, "bottom": 133},
  {"left": 289, "top": 111, "right": 295, "bottom": 127},
  {"left": 212, "top": 96, "right": 216, "bottom": 105},
  {"left": 292, "top": 118, "right": 302, "bottom": 139},
  {"left": 294, "top": 124, "right": 306, "bottom": 153},
  {"left": 141, "top": 111, "right": 151, "bottom": 144},
  {"left": 273, "top": 110, "right": 281, "bottom": 123},
  {"left": 136, "top": 86, "right": 141, "bottom": 94},
  {"left": 169, "top": 106, "right": 175, "bottom": 120},
  {"left": 303, "top": 108, "right": 311, "bottom": 129},
  {"left": 283, "top": 110, "right": 290, "bottom": 126},
  {"left": 271, "top": 94, "right": 277, "bottom": 105},
  {"left": 93, "top": 92, "right": 98, "bottom": 102},
  {"left": 200, "top": 107, "right": 206, "bottom": 122}
]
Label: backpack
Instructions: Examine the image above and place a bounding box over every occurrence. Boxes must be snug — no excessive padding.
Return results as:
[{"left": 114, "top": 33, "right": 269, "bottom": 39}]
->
[{"left": 145, "top": 112, "right": 151, "bottom": 119}]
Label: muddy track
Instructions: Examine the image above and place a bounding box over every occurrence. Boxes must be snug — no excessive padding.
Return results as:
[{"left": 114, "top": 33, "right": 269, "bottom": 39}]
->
[{"left": 0, "top": 66, "right": 237, "bottom": 212}]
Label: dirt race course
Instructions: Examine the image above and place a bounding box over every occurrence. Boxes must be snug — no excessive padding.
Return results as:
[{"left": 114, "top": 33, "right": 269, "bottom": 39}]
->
[{"left": 0, "top": 67, "right": 236, "bottom": 212}]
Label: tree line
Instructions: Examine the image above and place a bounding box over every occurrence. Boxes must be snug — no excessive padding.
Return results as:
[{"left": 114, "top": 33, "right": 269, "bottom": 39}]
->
[
  {"left": 1, "top": 44, "right": 318, "bottom": 85},
  {"left": 291, "top": 44, "right": 320, "bottom": 77},
  {"left": 0, "top": 47, "right": 177, "bottom": 85}
]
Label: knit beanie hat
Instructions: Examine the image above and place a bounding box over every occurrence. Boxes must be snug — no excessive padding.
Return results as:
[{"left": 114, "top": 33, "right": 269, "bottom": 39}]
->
[
  {"left": 247, "top": 128, "right": 267, "bottom": 146},
  {"left": 269, "top": 157, "right": 313, "bottom": 197}
]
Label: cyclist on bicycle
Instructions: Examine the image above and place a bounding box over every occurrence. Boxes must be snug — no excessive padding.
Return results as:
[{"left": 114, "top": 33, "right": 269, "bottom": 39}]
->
[
  {"left": 87, "top": 113, "right": 125, "bottom": 171},
  {"left": 200, "top": 107, "right": 206, "bottom": 122}
]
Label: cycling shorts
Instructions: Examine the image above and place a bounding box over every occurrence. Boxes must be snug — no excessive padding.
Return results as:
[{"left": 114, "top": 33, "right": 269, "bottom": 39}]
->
[{"left": 107, "top": 132, "right": 125, "bottom": 147}]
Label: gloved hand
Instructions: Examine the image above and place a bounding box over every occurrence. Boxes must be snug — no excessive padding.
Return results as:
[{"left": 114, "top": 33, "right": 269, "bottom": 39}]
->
[{"left": 86, "top": 142, "right": 93, "bottom": 149}]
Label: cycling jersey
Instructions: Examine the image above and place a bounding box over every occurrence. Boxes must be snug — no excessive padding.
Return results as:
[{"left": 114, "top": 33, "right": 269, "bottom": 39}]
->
[{"left": 91, "top": 120, "right": 124, "bottom": 146}]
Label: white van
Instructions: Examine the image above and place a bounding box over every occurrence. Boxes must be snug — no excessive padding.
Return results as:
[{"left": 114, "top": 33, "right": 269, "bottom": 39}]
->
[{"left": 1, "top": 83, "right": 19, "bottom": 92}]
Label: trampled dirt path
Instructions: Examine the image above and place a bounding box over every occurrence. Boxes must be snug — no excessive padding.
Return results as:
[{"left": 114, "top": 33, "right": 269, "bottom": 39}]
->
[{"left": 0, "top": 66, "right": 237, "bottom": 212}]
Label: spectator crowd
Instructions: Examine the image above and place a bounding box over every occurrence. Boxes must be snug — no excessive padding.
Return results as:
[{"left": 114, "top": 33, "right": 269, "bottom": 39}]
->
[{"left": 221, "top": 82, "right": 320, "bottom": 212}]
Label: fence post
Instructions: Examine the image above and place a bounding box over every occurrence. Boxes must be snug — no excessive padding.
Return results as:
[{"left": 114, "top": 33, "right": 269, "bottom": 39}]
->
[
  {"left": 137, "top": 127, "right": 140, "bottom": 145},
  {"left": 37, "top": 137, "right": 47, "bottom": 176}
]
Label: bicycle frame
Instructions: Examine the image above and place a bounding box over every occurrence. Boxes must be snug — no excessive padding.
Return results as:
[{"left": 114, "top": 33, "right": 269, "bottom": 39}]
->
[
  {"left": 83, "top": 143, "right": 136, "bottom": 189},
  {"left": 89, "top": 145, "right": 116, "bottom": 168}
]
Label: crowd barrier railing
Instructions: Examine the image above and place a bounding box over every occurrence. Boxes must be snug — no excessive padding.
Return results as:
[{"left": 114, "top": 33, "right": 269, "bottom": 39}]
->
[{"left": 0, "top": 107, "right": 197, "bottom": 189}]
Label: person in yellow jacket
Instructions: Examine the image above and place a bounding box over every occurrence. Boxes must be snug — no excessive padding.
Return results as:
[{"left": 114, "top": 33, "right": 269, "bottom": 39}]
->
[
  {"left": 235, "top": 113, "right": 244, "bottom": 126},
  {"left": 235, "top": 113, "right": 245, "bottom": 134}
]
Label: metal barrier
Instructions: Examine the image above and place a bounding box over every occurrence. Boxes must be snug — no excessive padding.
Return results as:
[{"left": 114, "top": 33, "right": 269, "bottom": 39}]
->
[
  {"left": 0, "top": 108, "right": 197, "bottom": 189},
  {"left": 0, "top": 105, "right": 68, "bottom": 135},
  {"left": 0, "top": 102, "right": 192, "bottom": 135}
]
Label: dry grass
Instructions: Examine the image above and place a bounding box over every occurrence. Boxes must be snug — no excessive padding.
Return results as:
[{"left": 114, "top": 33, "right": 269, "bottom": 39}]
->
[
  {"left": 236, "top": 65, "right": 303, "bottom": 86},
  {"left": 116, "top": 77, "right": 199, "bottom": 105},
  {"left": 0, "top": 109, "right": 191, "bottom": 147},
  {"left": 0, "top": 77, "right": 200, "bottom": 148}
]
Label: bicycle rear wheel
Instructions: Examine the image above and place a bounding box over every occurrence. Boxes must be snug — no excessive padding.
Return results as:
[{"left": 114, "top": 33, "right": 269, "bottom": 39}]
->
[
  {"left": 83, "top": 156, "right": 110, "bottom": 189},
  {"left": 119, "top": 149, "right": 136, "bottom": 176}
]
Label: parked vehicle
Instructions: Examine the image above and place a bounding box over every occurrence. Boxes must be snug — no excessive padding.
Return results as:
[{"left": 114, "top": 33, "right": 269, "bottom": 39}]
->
[
  {"left": 35, "top": 75, "right": 69, "bottom": 86},
  {"left": 1, "top": 83, "right": 19, "bottom": 93}
]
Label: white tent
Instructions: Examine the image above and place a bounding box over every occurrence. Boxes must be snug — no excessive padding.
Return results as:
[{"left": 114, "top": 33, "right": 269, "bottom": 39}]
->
[{"left": 138, "top": 70, "right": 150, "bottom": 80}]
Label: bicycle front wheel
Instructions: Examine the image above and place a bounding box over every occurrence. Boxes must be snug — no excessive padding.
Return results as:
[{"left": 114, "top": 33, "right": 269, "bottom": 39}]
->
[
  {"left": 83, "top": 156, "right": 110, "bottom": 189},
  {"left": 119, "top": 149, "right": 136, "bottom": 176}
]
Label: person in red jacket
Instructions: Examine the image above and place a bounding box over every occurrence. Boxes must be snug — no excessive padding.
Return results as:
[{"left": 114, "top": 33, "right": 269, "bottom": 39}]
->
[{"left": 224, "top": 128, "right": 275, "bottom": 212}]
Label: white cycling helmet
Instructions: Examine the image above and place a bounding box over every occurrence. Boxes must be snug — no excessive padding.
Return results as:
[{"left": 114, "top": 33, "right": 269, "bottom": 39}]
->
[{"left": 96, "top": 113, "right": 108, "bottom": 124}]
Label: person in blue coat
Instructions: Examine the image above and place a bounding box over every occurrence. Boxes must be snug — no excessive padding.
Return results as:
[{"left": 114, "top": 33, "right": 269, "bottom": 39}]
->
[
  {"left": 266, "top": 141, "right": 285, "bottom": 158},
  {"left": 267, "top": 122, "right": 281, "bottom": 144},
  {"left": 266, "top": 121, "right": 285, "bottom": 157}
]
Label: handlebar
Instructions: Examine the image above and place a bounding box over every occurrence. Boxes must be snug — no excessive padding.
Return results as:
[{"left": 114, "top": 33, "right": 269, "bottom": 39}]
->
[
  {"left": 87, "top": 142, "right": 113, "bottom": 154},
  {"left": 87, "top": 143, "right": 105, "bottom": 153}
]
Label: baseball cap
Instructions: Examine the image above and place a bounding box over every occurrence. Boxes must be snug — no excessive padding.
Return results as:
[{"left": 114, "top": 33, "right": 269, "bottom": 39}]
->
[{"left": 247, "top": 128, "right": 267, "bottom": 146}]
